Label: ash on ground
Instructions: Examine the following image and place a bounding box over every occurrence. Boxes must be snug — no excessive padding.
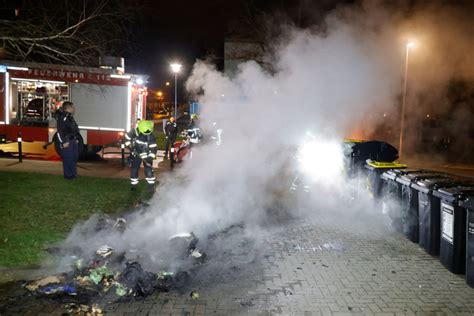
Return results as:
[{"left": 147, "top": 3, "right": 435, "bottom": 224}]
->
[{"left": 0, "top": 206, "right": 262, "bottom": 315}]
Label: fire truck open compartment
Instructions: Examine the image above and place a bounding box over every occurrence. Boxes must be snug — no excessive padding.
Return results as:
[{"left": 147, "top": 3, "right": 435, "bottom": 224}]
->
[
  {"left": 0, "top": 61, "right": 148, "bottom": 155},
  {"left": 11, "top": 79, "right": 69, "bottom": 126}
]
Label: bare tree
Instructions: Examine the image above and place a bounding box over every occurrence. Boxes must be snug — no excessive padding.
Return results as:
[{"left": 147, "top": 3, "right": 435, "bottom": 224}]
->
[{"left": 0, "top": 0, "right": 139, "bottom": 66}]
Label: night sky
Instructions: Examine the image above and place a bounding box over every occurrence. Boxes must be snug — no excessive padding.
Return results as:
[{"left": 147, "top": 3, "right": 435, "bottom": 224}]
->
[
  {"left": 0, "top": 0, "right": 352, "bottom": 99},
  {"left": 126, "top": 0, "right": 249, "bottom": 94},
  {"left": 124, "top": 0, "right": 348, "bottom": 92},
  {"left": 124, "top": 0, "right": 355, "bottom": 100},
  {"left": 125, "top": 0, "right": 471, "bottom": 94}
]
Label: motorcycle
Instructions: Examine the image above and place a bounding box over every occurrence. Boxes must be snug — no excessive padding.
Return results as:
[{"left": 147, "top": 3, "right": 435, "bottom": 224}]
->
[
  {"left": 169, "top": 124, "right": 224, "bottom": 168},
  {"left": 170, "top": 128, "right": 202, "bottom": 168}
]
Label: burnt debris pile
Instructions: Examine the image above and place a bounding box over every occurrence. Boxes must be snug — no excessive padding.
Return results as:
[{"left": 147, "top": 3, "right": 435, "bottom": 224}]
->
[
  {"left": 23, "top": 210, "right": 206, "bottom": 312},
  {"left": 0, "top": 200, "right": 260, "bottom": 315}
]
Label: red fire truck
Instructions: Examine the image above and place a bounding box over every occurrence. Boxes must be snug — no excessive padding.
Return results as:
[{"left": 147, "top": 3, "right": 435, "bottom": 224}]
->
[{"left": 0, "top": 61, "right": 147, "bottom": 155}]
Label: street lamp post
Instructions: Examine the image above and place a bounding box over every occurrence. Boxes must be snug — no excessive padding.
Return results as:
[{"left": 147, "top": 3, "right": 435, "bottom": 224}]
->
[
  {"left": 399, "top": 41, "right": 415, "bottom": 160},
  {"left": 170, "top": 63, "right": 182, "bottom": 118}
]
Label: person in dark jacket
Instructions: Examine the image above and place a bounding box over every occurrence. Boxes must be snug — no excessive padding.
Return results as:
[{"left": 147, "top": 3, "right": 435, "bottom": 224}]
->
[
  {"left": 56, "top": 101, "right": 80, "bottom": 179},
  {"left": 164, "top": 116, "right": 178, "bottom": 159},
  {"left": 124, "top": 120, "right": 158, "bottom": 190}
]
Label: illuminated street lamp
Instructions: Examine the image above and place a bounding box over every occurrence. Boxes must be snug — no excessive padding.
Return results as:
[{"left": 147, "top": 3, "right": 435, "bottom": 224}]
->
[
  {"left": 170, "top": 63, "right": 182, "bottom": 118},
  {"left": 399, "top": 41, "right": 415, "bottom": 160},
  {"left": 165, "top": 81, "right": 170, "bottom": 86}
]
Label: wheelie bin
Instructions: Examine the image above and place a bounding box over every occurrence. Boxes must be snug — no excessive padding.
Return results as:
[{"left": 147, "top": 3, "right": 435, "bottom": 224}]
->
[
  {"left": 396, "top": 172, "right": 445, "bottom": 243},
  {"left": 411, "top": 177, "right": 464, "bottom": 256},
  {"left": 460, "top": 194, "right": 474, "bottom": 287},
  {"left": 381, "top": 169, "right": 425, "bottom": 199},
  {"left": 350, "top": 141, "right": 399, "bottom": 176},
  {"left": 381, "top": 169, "right": 425, "bottom": 232},
  {"left": 364, "top": 160, "right": 406, "bottom": 199},
  {"left": 433, "top": 185, "right": 474, "bottom": 274}
]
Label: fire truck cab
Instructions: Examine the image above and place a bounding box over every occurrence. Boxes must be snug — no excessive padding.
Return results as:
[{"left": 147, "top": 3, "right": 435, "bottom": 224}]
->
[{"left": 0, "top": 61, "right": 147, "bottom": 155}]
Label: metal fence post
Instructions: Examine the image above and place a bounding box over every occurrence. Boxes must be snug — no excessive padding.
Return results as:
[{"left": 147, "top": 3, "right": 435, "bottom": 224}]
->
[
  {"left": 17, "top": 132, "right": 23, "bottom": 163},
  {"left": 121, "top": 142, "right": 125, "bottom": 167}
]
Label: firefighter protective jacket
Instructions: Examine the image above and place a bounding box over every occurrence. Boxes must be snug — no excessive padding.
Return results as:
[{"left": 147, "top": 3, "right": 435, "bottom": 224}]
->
[
  {"left": 56, "top": 111, "right": 80, "bottom": 144},
  {"left": 165, "top": 121, "right": 178, "bottom": 139},
  {"left": 124, "top": 129, "right": 158, "bottom": 160}
]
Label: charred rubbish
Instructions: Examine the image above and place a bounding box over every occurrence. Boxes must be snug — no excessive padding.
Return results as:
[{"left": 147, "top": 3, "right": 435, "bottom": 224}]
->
[
  {"left": 21, "top": 224, "right": 207, "bottom": 312},
  {"left": 0, "top": 222, "right": 263, "bottom": 315}
]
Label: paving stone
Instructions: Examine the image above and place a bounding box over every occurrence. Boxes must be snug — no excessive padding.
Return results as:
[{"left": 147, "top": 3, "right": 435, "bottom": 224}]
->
[{"left": 4, "top": 211, "right": 474, "bottom": 315}]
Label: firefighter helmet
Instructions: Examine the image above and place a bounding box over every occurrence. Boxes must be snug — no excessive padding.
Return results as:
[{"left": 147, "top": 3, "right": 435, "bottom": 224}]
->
[
  {"left": 138, "top": 120, "right": 154, "bottom": 135},
  {"left": 191, "top": 114, "right": 199, "bottom": 120}
]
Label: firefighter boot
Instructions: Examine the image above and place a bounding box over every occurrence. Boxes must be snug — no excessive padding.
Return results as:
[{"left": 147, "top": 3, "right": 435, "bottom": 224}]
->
[
  {"left": 130, "top": 156, "right": 141, "bottom": 191},
  {"left": 147, "top": 183, "right": 156, "bottom": 193}
]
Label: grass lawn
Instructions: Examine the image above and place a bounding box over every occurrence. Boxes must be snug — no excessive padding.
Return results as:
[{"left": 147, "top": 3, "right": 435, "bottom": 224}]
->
[
  {"left": 155, "top": 132, "right": 167, "bottom": 151},
  {"left": 155, "top": 131, "right": 185, "bottom": 151},
  {"left": 0, "top": 171, "right": 150, "bottom": 268}
]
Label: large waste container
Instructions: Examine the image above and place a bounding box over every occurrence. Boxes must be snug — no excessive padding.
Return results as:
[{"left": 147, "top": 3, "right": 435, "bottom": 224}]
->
[
  {"left": 461, "top": 195, "right": 474, "bottom": 287},
  {"left": 350, "top": 141, "right": 399, "bottom": 176},
  {"left": 342, "top": 139, "right": 364, "bottom": 178},
  {"left": 381, "top": 169, "right": 425, "bottom": 199},
  {"left": 411, "top": 177, "right": 462, "bottom": 256},
  {"left": 433, "top": 186, "right": 474, "bottom": 274},
  {"left": 364, "top": 160, "right": 406, "bottom": 199},
  {"left": 381, "top": 169, "right": 425, "bottom": 232},
  {"left": 396, "top": 172, "right": 445, "bottom": 243}
]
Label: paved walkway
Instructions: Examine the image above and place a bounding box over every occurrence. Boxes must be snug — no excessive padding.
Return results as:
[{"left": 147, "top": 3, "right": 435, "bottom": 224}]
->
[
  {"left": 0, "top": 151, "right": 168, "bottom": 179},
  {"left": 2, "top": 208, "right": 473, "bottom": 315},
  {"left": 108, "top": 214, "right": 474, "bottom": 316}
]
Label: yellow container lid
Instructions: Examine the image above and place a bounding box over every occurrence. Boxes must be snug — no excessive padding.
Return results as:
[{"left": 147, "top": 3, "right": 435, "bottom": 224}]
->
[
  {"left": 366, "top": 160, "right": 407, "bottom": 169},
  {"left": 343, "top": 138, "right": 364, "bottom": 143}
]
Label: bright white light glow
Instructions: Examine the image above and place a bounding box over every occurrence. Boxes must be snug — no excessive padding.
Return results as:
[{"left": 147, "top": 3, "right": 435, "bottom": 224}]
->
[
  {"left": 78, "top": 126, "right": 100, "bottom": 130},
  {"left": 78, "top": 126, "right": 124, "bottom": 132},
  {"left": 111, "top": 74, "right": 131, "bottom": 79},
  {"left": 100, "top": 127, "right": 126, "bottom": 132},
  {"left": 11, "top": 77, "right": 65, "bottom": 84},
  {"left": 170, "top": 63, "right": 182, "bottom": 73},
  {"left": 78, "top": 126, "right": 125, "bottom": 131},
  {"left": 126, "top": 82, "right": 132, "bottom": 132},
  {"left": 407, "top": 41, "right": 415, "bottom": 48},
  {"left": 135, "top": 77, "right": 144, "bottom": 85},
  {"left": 296, "top": 135, "right": 343, "bottom": 182},
  {"left": 7, "top": 66, "right": 29, "bottom": 71},
  {"left": 5, "top": 72, "right": 9, "bottom": 124}
]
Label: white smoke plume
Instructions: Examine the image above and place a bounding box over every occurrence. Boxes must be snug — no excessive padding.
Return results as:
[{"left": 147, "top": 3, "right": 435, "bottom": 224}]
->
[
  {"left": 58, "top": 2, "right": 410, "bottom": 272},
  {"left": 358, "top": 1, "right": 474, "bottom": 160}
]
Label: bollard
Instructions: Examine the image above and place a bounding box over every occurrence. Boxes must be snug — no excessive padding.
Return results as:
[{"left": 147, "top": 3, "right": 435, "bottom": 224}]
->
[
  {"left": 121, "top": 142, "right": 125, "bottom": 167},
  {"left": 170, "top": 147, "right": 175, "bottom": 170},
  {"left": 17, "top": 132, "right": 23, "bottom": 163}
]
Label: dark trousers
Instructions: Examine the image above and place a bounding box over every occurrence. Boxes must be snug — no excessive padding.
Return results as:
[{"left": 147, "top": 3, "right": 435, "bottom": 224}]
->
[
  {"left": 130, "top": 156, "right": 155, "bottom": 186},
  {"left": 164, "top": 137, "right": 176, "bottom": 157},
  {"left": 61, "top": 141, "right": 78, "bottom": 179}
]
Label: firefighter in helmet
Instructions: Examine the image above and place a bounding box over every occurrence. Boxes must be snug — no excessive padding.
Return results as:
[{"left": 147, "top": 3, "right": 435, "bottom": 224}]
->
[
  {"left": 187, "top": 114, "right": 202, "bottom": 144},
  {"left": 123, "top": 120, "right": 157, "bottom": 190}
]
